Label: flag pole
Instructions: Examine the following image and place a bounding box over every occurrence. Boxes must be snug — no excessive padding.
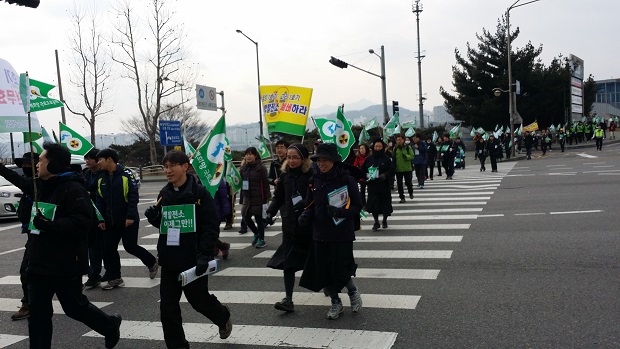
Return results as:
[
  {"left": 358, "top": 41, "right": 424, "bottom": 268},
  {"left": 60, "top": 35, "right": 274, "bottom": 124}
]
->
[{"left": 24, "top": 72, "right": 39, "bottom": 211}]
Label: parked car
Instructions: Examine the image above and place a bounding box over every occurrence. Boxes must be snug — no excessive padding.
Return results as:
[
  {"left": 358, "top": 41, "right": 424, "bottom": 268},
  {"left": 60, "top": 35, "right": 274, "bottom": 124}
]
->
[{"left": 0, "top": 176, "right": 21, "bottom": 218}]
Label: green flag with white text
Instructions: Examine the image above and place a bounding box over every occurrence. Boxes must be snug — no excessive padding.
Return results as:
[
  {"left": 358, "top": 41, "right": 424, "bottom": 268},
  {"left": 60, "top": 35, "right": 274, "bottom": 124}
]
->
[
  {"left": 384, "top": 111, "right": 399, "bottom": 137},
  {"left": 364, "top": 117, "right": 378, "bottom": 130},
  {"left": 257, "top": 137, "right": 271, "bottom": 159},
  {"left": 191, "top": 114, "right": 227, "bottom": 197},
  {"left": 59, "top": 122, "right": 94, "bottom": 156},
  {"left": 335, "top": 106, "right": 354, "bottom": 161},
  {"left": 313, "top": 117, "right": 336, "bottom": 144},
  {"left": 359, "top": 127, "right": 370, "bottom": 144},
  {"left": 225, "top": 160, "right": 243, "bottom": 193},
  {"left": 25, "top": 77, "right": 64, "bottom": 112}
]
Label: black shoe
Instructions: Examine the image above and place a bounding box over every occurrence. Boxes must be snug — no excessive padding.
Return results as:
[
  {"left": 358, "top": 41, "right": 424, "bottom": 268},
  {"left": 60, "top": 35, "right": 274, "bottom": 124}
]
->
[
  {"left": 84, "top": 277, "right": 102, "bottom": 289},
  {"left": 219, "top": 306, "right": 233, "bottom": 339},
  {"left": 409, "top": 193, "right": 414, "bottom": 199},
  {"left": 382, "top": 221, "right": 388, "bottom": 229},
  {"left": 398, "top": 198, "right": 405, "bottom": 203},
  {"left": 105, "top": 314, "right": 122, "bottom": 349},
  {"left": 238, "top": 229, "right": 248, "bottom": 235},
  {"left": 372, "top": 222, "right": 380, "bottom": 231},
  {"left": 274, "top": 298, "right": 295, "bottom": 313}
]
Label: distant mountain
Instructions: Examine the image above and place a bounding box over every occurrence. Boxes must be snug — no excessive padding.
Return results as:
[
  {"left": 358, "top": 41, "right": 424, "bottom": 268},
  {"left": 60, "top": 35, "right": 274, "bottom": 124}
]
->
[
  {"left": 311, "top": 98, "right": 376, "bottom": 116},
  {"left": 309, "top": 104, "right": 423, "bottom": 128}
]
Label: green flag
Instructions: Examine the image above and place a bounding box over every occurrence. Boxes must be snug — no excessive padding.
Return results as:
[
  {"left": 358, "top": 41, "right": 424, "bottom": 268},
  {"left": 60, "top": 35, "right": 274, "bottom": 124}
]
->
[
  {"left": 335, "top": 106, "right": 355, "bottom": 161},
  {"left": 257, "top": 137, "right": 271, "bottom": 159},
  {"left": 23, "top": 131, "right": 44, "bottom": 153},
  {"left": 432, "top": 131, "right": 438, "bottom": 142},
  {"left": 449, "top": 124, "right": 461, "bottom": 139},
  {"left": 401, "top": 120, "right": 416, "bottom": 129},
  {"left": 223, "top": 137, "right": 233, "bottom": 161},
  {"left": 405, "top": 127, "right": 415, "bottom": 137},
  {"left": 359, "top": 127, "right": 370, "bottom": 144},
  {"left": 313, "top": 117, "right": 336, "bottom": 143},
  {"left": 41, "top": 126, "right": 55, "bottom": 143},
  {"left": 225, "top": 160, "right": 243, "bottom": 193},
  {"left": 25, "top": 78, "right": 64, "bottom": 112},
  {"left": 183, "top": 134, "right": 195, "bottom": 158},
  {"left": 59, "top": 122, "right": 94, "bottom": 157},
  {"left": 549, "top": 124, "right": 556, "bottom": 133},
  {"left": 364, "top": 117, "right": 378, "bottom": 130},
  {"left": 191, "top": 114, "right": 227, "bottom": 197},
  {"left": 384, "top": 111, "right": 399, "bottom": 137}
]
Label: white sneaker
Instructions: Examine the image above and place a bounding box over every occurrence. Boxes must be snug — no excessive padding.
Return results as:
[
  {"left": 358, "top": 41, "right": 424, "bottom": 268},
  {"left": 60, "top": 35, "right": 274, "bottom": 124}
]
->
[
  {"left": 327, "top": 299, "right": 344, "bottom": 319},
  {"left": 348, "top": 289, "right": 363, "bottom": 313}
]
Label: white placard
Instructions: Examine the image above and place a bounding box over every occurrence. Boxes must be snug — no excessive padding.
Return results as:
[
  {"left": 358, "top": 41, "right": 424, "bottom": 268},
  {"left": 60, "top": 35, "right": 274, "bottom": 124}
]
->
[{"left": 196, "top": 84, "right": 217, "bottom": 111}]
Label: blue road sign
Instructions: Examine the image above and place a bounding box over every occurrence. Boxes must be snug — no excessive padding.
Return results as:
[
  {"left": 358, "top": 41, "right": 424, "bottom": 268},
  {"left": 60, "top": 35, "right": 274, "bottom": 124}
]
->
[{"left": 159, "top": 120, "right": 182, "bottom": 146}]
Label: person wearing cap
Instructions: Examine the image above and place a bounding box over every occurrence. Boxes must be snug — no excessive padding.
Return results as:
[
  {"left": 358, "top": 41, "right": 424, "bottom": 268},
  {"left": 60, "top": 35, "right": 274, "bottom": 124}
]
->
[
  {"left": 240, "top": 147, "right": 271, "bottom": 248},
  {"left": 362, "top": 138, "right": 394, "bottom": 230},
  {"left": 486, "top": 134, "right": 501, "bottom": 172},
  {"left": 144, "top": 151, "right": 233, "bottom": 347},
  {"left": 96, "top": 148, "right": 159, "bottom": 290},
  {"left": 82, "top": 148, "right": 106, "bottom": 289},
  {"left": 594, "top": 124, "right": 604, "bottom": 151},
  {"left": 0, "top": 151, "right": 39, "bottom": 321},
  {"left": 265, "top": 144, "right": 313, "bottom": 313},
  {"left": 24, "top": 143, "right": 122, "bottom": 348},
  {"left": 298, "top": 143, "right": 363, "bottom": 320}
]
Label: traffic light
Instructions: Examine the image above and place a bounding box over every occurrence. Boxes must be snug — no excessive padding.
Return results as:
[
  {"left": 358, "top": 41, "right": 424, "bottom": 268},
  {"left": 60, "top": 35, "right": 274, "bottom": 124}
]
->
[
  {"left": 392, "top": 101, "right": 399, "bottom": 115},
  {"left": 329, "top": 56, "right": 348, "bottom": 69},
  {"left": 4, "top": 0, "right": 40, "bottom": 8}
]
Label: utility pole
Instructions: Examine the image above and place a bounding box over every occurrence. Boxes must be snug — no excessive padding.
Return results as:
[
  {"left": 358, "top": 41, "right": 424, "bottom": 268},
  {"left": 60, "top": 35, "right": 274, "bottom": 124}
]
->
[
  {"left": 55, "top": 49, "right": 66, "bottom": 124},
  {"left": 413, "top": 0, "right": 425, "bottom": 128}
]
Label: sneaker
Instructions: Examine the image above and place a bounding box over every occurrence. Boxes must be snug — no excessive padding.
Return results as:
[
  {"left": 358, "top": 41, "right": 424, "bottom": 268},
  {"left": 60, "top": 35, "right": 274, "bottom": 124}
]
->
[
  {"left": 101, "top": 274, "right": 110, "bottom": 283},
  {"left": 149, "top": 261, "right": 159, "bottom": 279},
  {"left": 398, "top": 198, "right": 405, "bottom": 203},
  {"left": 371, "top": 222, "right": 380, "bottom": 231},
  {"left": 251, "top": 235, "right": 258, "bottom": 246},
  {"left": 409, "top": 192, "right": 414, "bottom": 199},
  {"left": 101, "top": 278, "right": 125, "bottom": 290},
  {"left": 327, "top": 299, "right": 344, "bottom": 320},
  {"left": 84, "top": 277, "right": 102, "bottom": 289},
  {"left": 223, "top": 223, "right": 233, "bottom": 230},
  {"left": 219, "top": 305, "right": 233, "bottom": 339},
  {"left": 382, "top": 221, "right": 388, "bottom": 229},
  {"left": 105, "top": 314, "right": 122, "bottom": 349},
  {"left": 238, "top": 229, "right": 248, "bottom": 235},
  {"left": 10, "top": 304, "right": 29, "bottom": 321},
  {"left": 419, "top": 185, "right": 424, "bottom": 189},
  {"left": 274, "top": 297, "right": 295, "bottom": 312},
  {"left": 221, "top": 243, "right": 230, "bottom": 260},
  {"left": 255, "top": 239, "right": 267, "bottom": 249},
  {"left": 348, "top": 289, "right": 363, "bottom": 313}
]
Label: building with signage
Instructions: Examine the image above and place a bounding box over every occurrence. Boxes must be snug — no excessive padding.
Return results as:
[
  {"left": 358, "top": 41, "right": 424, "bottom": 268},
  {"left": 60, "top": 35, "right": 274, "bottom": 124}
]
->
[{"left": 593, "top": 78, "right": 620, "bottom": 118}]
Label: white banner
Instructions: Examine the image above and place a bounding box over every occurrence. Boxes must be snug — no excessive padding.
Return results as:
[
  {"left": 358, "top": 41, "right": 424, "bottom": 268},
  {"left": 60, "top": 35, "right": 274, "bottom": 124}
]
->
[{"left": 0, "top": 57, "right": 41, "bottom": 133}]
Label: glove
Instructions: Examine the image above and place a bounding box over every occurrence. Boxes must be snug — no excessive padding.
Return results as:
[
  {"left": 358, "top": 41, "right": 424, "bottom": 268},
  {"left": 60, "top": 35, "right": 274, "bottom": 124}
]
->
[
  {"left": 195, "top": 255, "right": 213, "bottom": 276},
  {"left": 327, "top": 205, "right": 342, "bottom": 218},
  {"left": 144, "top": 205, "right": 161, "bottom": 222},
  {"left": 32, "top": 210, "right": 52, "bottom": 231},
  {"left": 298, "top": 211, "right": 311, "bottom": 226},
  {"left": 378, "top": 174, "right": 387, "bottom": 182},
  {"left": 265, "top": 212, "right": 274, "bottom": 225}
]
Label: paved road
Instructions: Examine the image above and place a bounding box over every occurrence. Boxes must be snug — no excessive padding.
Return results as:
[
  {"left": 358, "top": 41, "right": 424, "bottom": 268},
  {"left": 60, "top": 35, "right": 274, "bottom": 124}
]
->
[{"left": 0, "top": 142, "right": 618, "bottom": 348}]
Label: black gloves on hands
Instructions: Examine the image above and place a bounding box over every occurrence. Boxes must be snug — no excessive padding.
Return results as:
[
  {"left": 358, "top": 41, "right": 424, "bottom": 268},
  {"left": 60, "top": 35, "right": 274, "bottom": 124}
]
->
[
  {"left": 144, "top": 205, "right": 161, "bottom": 222},
  {"left": 32, "top": 210, "right": 52, "bottom": 231},
  {"left": 327, "top": 205, "right": 343, "bottom": 218},
  {"left": 195, "top": 255, "right": 213, "bottom": 276},
  {"left": 298, "top": 211, "right": 311, "bottom": 226}
]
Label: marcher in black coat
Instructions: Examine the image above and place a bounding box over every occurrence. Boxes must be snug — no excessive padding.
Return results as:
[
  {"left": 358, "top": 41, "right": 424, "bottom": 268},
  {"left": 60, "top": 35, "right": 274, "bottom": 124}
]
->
[
  {"left": 144, "top": 151, "right": 232, "bottom": 347},
  {"left": 362, "top": 138, "right": 394, "bottom": 231},
  {"left": 523, "top": 131, "right": 534, "bottom": 160},
  {"left": 425, "top": 138, "right": 437, "bottom": 180},
  {"left": 24, "top": 143, "right": 122, "bottom": 349},
  {"left": 266, "top": 144, "right": 313, "bottom": 313},
  {"left": 486, "top": 134, "right": 501, "bottom": 172},
  {"left": 298, "top": 143, "right": 363, "bottom": 320},
  {"left": 475, "top": 138, "right": 487, "bottom": 171}
]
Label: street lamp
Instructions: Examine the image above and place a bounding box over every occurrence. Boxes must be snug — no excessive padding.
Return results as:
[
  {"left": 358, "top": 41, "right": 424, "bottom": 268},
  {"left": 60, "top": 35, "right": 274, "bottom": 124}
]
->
[
  {"left": 506, "top": 0, "right": 541, "bottom": 156},
  {"left": 236, "top": 29, "right": 264, "bottom": 139},
  {"left": 329, "top": 46, "right": 389, "bottom": 125}
]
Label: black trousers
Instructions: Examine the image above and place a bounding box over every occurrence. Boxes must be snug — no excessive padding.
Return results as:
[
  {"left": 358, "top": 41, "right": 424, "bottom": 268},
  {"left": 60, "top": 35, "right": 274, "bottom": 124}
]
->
[
  {"left": 395, "top": 172, "right": 413, "bottom": 199},
  {"left": 436, "top": 161, "right": 443, "bottom": 175},
  {"left": 243, "top": 208, "right": 265, "bottom": 240},
  {"left": 160, "top": 267, "right": 230, "bottom": 349},
  {"left": 443, "top": 159, "right": 455, "bottom": 177},
  {"left": 359, "top": 182, "right": 367, "bottom": 206},
  {"left": 414, "top": 164, "right": 426, "bottom": 186},
  {"left": 479, "top": 156, "right": 486, "bottom": 169},
  {"left": 88, "top": 227, "right": 105, "bottom": 280},
  {"left": 103, "top": 223, "right": 156, "bottom": 280},
  {"left": 20, "top": 248, "right": 29, "bottom": 304},
  {"left": 490, "top": 156, "right": 498, "bottom": 171},
  {"left": 596, "top": 137, "right": 603, "bottom": 150},
  {"left": 426, "top": 162, "right": 435, "bottom": 178},
  {"left": 28, "top": 274, "right": 116, "bottom": 349}
]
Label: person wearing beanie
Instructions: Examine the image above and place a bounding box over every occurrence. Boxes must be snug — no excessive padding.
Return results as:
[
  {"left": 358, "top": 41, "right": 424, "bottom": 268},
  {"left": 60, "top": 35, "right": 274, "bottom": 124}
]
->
[
  {"left": 18, "top": 143, "right": 122, "bottom": 348},
  {"left": 95, "top": 148, "right": 159, "bottom": 290},
  {"left": 0, "top": 151, "right": 39, "bottom": 321},
  {"left": 362, "top": 138, "right": 395, "bottom": 230},
  {"left": 266, "top": 144, "right": 313, "bottom": 313},
  {"left": 298, "top": 143, "right": 363, "bottom": 320}
]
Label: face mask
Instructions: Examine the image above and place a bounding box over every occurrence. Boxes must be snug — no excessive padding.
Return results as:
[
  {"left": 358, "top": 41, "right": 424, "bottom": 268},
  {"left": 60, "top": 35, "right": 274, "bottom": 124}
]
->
[{"left": 405, "top": 140, "right": 411, "bottom": 145}]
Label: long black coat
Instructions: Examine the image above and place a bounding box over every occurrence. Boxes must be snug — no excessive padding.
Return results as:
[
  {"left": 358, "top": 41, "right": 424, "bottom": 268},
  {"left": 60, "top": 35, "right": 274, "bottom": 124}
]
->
[
  {"left": 362, "top": 152, "right": 394, "bottom": 215},
  {"left": 266, "top": 162, "right": 313, "bottom": 271}
]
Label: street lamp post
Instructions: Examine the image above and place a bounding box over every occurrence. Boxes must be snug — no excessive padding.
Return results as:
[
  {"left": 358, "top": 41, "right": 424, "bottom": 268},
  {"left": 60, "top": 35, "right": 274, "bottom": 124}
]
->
[
  {"left": 506, "top": 0, "right": 540, "bottom": 157},
  {"left": 368, "top": 46, "right": 389, "bottom": 125},
  {"left": 236, "top": 30, "right": 264, "bottom": 139}
]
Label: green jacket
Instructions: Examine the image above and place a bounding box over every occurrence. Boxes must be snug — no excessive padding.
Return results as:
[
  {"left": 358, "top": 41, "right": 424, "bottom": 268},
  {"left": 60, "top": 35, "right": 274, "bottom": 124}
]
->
[{"left": 392, "top": 145, "right": 414, "bottom": 172}]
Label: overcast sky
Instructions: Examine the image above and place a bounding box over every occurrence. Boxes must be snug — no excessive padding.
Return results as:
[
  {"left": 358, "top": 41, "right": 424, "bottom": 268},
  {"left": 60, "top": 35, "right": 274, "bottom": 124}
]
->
[{"left": 1, "top": 0, "right": 617, "bottom": 135}]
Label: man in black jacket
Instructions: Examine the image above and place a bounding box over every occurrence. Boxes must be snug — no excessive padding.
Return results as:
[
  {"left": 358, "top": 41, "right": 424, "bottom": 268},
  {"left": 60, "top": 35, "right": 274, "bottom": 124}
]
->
[
  {"left": 96, "top": 148, "right": 158, "bottom": 290},
  {"left": 0, "top": 152, "right": 38, "bottom": 321},
  {"left": 26, "top": 143, "right": 121, "bottom": 349},
  {"left": 83, "top": 148, "right": 105, "bottom": 289},
  {"left": 144, "top": 151, "right": 232, "bottom": 348},
  {"left": 523, "top": 131, "right": 534, "bottom": 160}
]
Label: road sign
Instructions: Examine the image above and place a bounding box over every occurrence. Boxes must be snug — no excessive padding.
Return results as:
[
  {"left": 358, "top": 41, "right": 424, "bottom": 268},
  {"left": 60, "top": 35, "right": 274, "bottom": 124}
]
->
[
  {"left": 196, "top": 84, "right": 218, "bottom": 111},
  {"left": 159, "top": 120, "right": 182, "bottom": 146}
]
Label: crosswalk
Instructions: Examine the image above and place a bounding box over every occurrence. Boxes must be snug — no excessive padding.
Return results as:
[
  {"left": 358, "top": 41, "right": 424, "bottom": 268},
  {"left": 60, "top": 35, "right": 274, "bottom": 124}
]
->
[{"left": 0, "top": 161, "right": 516, "bottom": 348}]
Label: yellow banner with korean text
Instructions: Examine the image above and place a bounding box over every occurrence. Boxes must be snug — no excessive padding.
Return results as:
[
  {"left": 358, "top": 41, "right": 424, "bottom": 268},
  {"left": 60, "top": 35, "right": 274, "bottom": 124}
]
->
[
  {"left": 260, "top": 85, "right": 313, "bottom": 137},
  {"left": 522, "top": 120, "right": 539, "bottom": 132}
]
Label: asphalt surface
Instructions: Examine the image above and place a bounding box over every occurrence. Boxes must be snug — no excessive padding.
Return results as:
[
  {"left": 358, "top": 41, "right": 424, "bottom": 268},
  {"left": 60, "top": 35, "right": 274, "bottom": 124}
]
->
[{"left": 0, "top": 140, "right": 618, "bottom": 348}]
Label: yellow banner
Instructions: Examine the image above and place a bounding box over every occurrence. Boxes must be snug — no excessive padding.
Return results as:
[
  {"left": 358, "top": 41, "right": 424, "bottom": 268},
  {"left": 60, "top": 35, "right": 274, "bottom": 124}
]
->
[
  {"left": 522, "top": 121, "right": 539, "bottom": 132},
  {"left": 260, "top": 85, "right": 313, "bottom": 127}
]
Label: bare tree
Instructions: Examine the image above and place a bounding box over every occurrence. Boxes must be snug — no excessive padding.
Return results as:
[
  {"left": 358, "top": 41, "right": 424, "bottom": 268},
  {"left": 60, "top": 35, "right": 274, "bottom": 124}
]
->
[
  {"left": 110, "top": 0, "right": 193, "bottom": 164},
  {"left": 64, "top": 1, "right": 112, "bottom": 146}
]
